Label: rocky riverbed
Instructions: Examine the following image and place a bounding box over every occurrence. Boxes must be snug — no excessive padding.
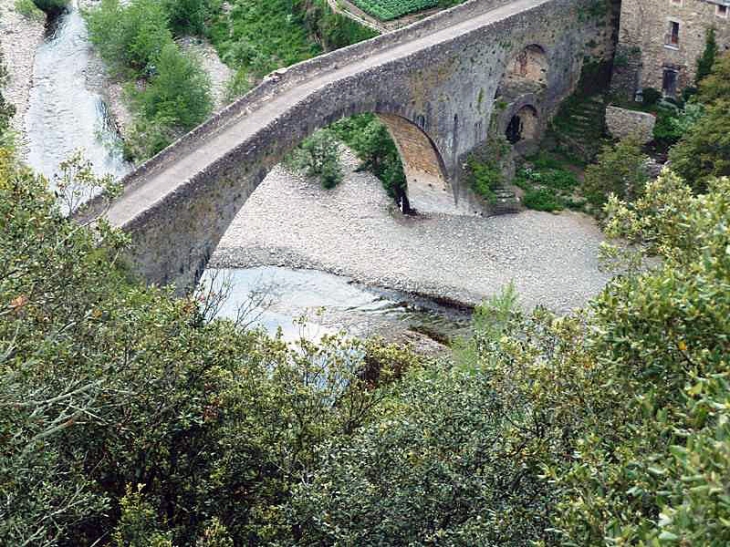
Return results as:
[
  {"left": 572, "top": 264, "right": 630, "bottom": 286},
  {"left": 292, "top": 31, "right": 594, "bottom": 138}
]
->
[
  {"left": 213, "top": 149, "right": 612, "bottom": 314},
  {"left": 0, "top": 0, "right": 45, "bottom": 134}
]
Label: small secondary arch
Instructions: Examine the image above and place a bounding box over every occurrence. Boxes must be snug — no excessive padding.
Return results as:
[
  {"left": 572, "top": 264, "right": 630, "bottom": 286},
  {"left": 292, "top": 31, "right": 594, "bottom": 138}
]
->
[{"left": 505, "top": 105, "right": 539, "bottom": 144}]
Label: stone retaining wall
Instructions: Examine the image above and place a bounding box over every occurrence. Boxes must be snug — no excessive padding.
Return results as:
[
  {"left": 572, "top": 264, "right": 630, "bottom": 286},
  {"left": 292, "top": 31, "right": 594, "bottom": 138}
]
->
[{"left": 605, "top": 105, "right": 656, "bottom": 142}]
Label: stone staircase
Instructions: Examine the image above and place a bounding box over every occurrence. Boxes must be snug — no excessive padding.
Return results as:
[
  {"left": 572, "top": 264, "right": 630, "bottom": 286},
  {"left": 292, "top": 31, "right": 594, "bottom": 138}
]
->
[
  {"left": 491, "top": 187, "right": 521, "bottom": 215},
  {"left": 551, "top": 95, "right": 608, "bottom": 161}
]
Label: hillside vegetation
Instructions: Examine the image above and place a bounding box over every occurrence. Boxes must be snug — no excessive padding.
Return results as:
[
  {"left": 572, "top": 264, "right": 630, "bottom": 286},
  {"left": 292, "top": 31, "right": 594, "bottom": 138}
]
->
[{"left": 2, "top": 7, "right": 730, "bottom": 547}]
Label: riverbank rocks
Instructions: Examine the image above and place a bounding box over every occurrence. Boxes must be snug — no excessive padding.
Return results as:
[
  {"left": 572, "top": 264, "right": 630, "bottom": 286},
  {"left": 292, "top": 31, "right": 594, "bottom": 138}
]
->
[
  {"left": 605, "top": 105, "right": 656, "bottom": 143},
  {"left": 0, "top": 0, "right": 45, "bottom": 134},
  {"left": 212, "top": 147, "right": 612, "bottom": 314}
]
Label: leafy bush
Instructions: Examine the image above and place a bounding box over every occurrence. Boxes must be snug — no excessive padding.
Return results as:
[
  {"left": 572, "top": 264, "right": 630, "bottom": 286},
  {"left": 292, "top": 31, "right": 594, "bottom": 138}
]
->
[
  {"left": 695, "top": 28, "right": 718, "bottom": 86},
  {"left": 86, "top": 0, "right": 173, "bottom": 74},
  {"left": 464, "top": 137, "right": 511, "bottom": 204},
  {"left": 289, "top": 129, "right": 344, "bottom": 189},
  {"left": 642, "top": 87, "right": 662, "bottom": 106},
  {"left": 14, "top": 0, "right": 44, "bottom": 19},
  {"left": 669, "top": 52, "right": 730, "bottom": 191},
  {"left": 331, "top": 114, "right": 407, "bottom": 203},
  {"left": 582, "top": 135, "right": 649, "bottom": 210},
  {"left": 162, "top": 0, "right": 211, "bottom": 36},
  {"left": 522, "top": 187, "right": 563, "bottom": 211},
  {"left": 513, "top": 152, "right": 579, "bottom": 212},
  {"left": 129, "top": 44, "right": 212, "bottom": 132},
  {"left": 0, "top": 147, "right": 418, "bottom": 545}
]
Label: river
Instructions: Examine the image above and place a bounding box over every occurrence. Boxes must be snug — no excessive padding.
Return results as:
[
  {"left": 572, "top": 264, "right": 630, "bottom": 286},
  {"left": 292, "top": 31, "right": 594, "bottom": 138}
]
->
[
  {"left": 200, "top": 266, "right": 470, "bottom": 345},
  {"left": 24, "top": 1, "right": 130, "bottom": 182}
]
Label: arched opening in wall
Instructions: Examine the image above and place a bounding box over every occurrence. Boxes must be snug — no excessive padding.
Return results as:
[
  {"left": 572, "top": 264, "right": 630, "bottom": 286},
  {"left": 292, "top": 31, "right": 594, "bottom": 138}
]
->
[
  {"left": 505, "top": 105, "right": 538, "bottom": 144},
  {"left": 501, "top": 45, "right": 549, "bottom": 98}
]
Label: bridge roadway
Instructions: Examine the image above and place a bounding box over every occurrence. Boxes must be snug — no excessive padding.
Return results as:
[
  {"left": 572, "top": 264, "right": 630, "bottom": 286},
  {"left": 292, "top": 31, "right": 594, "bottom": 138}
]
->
[{"left": 102, "top": 0, "right": 548, "bottom": 229}]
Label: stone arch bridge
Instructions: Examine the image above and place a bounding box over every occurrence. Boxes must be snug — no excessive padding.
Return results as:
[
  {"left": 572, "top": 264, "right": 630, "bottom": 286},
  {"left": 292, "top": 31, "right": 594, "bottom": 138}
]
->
[{"left": 81, "top": 0, "right": 613, "bottom": 290}]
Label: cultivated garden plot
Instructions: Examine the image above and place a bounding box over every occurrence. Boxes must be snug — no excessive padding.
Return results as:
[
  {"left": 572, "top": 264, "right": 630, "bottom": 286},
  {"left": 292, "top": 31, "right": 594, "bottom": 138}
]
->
[{"left": 351, "top": 0, "right": 441, "bottom": 21}]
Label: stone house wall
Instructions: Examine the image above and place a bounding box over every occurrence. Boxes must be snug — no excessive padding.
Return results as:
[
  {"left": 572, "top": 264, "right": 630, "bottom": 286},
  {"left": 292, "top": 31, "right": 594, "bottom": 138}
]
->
[{"left": 613, "top": 0, "right": 730, "bottom": 99}]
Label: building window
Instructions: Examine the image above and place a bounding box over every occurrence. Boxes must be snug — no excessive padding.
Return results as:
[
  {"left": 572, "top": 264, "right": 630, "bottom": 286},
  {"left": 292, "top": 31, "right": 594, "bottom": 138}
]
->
[
  {"left": 718, "top": 4, "right": 729, "bottom": 18},
  {"left": 663, "top": 68, "right": 679, "bottom": 97},
  {"left": 666, "top": 21, "right": 680, "bottom": 47}
]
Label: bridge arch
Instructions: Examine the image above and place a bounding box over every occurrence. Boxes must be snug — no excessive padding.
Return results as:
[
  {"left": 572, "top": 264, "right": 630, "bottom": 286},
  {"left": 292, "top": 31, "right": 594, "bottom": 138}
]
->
[
  {"left": 375, "top": 113, "right": 451, "bottom": 214},
  {"left": 84, "top": 0, "right": 611, "bottom": 291}
]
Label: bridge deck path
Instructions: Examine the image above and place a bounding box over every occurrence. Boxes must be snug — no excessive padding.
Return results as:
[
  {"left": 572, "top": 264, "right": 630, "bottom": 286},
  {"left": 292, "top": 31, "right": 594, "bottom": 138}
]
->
[{"left": 105, "top": 0, "right": 547, "bottom": 228}]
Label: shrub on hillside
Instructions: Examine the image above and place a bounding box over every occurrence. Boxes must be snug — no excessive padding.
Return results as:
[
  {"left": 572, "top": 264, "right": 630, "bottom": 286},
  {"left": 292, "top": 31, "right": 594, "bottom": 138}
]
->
[
  {"left": 163, "top": 0, "right": 211, "bottom": 36},
  {"left": 289, "top": 129, "right": 344, "bottom": 189},
  {"left": 86, "top": 0, "right": 172, "bottom": 73},
  {"left": 669, "top": 53, "right": 730, "bottom": 190},
  {"left": 130, "top": 44, "right": 212, "bottom": 132},
  {"left": 582, "top": 135, "right": 649, "bottom": 210}
]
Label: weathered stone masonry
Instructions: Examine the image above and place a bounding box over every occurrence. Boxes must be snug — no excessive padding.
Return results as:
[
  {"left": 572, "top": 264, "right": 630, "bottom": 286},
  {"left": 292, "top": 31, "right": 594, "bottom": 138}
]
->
[
  {"left": 81, "top": 0, "right": 615, "bottom": 291},
  {"left": 613, "top": 0, "right": 730, "bottom": 98}
]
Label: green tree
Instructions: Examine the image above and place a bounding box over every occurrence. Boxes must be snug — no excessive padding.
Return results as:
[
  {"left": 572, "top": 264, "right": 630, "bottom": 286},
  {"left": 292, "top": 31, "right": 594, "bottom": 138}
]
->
[
  {"left": 669, "top": 53, "right": 730, "bottom": 190},
  {"left": 290, "top": 129, "right": 343, "bottom": 189},
  {"left": 695, "top": 28, "right": 718, "bottom": 85},
  {"left": 582, "top": 135, "right": 650, "bottom": 209},
  {"left": 163, "top": 0, "right": 211, "bottom": 36},
  {"left": 86, "top": 0, "right": 173, "bottom": 73}
]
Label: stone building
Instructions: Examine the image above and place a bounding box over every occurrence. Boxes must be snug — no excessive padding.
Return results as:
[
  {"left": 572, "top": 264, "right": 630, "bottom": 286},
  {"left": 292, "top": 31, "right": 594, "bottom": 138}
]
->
[{"left": 612, "top": 0, "right": 730, "bottom": 99}]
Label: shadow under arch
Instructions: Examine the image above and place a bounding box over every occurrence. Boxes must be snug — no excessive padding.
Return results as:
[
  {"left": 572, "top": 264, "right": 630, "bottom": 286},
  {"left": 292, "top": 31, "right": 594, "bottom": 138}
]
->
[
  {"left": 188, "top": 107, "right": 457, "bottom": 287},
  {"left": 505, "top": 104, "right": 539, "bottom": 144}
]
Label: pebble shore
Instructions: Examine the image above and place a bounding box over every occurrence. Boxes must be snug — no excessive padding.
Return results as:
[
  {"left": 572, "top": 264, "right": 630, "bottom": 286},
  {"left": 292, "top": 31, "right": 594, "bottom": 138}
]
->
[
  {"left": 213, "top": 149, "right": 612, "bottom": 314},
  {"left": 0, "top": 0, "right": 45, "bottom": 134}
]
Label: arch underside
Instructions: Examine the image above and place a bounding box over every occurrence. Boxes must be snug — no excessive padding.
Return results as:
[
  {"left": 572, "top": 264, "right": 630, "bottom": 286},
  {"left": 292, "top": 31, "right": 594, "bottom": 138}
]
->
[{"left": 376, "top": 113, "right": 456, "bottom": 215}]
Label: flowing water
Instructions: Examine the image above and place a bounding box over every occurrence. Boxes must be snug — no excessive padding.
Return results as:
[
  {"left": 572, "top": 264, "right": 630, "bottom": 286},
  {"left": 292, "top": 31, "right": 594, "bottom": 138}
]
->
[
  {"left": 201, "top": 267, "right": 471, "bottom": 344},
  {"left": 24, "top": 2, "right": 130, "bottom": 183}
]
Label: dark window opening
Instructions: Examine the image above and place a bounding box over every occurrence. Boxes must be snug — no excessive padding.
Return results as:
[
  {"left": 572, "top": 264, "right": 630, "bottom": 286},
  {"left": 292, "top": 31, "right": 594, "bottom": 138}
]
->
[{"left": 667, "top": 21, "right": 680, "bottom": 46}]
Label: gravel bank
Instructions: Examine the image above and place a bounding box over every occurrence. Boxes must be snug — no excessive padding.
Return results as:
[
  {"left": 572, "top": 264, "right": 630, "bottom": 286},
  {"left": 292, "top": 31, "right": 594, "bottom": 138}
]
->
[
  {"left": 212, "top": 149, "right": 612, "bottom": 313},
  {"left": 0, "top": 0, "right": 45, "bottom": 134}
]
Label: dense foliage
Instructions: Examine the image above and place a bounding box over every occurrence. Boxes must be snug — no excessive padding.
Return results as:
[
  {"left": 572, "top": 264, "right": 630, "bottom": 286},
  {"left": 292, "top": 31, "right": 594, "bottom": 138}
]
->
[
  {"left": 514, "top": 152, "right": 581, "bottom": 212},
  {"left": 3, "top": 138, "right": 727, "bottom": 543},
  {"left": 582, "top": 135, "right": 649, "bottom": 210},
  {"left": 209, "top": 0, "right": 376, "bottom": 89},
  {"left": 669, "top": 52, "right": 730, "bottom": 190},
  {"left": 288, "top": 129, "right": 344, "bottom": 189},
  {"left": 331, "top": 113, "right": 407, "bottom": 202},
  {"left": 85, "top": 0, "right": 213, "bottom": 159}
]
